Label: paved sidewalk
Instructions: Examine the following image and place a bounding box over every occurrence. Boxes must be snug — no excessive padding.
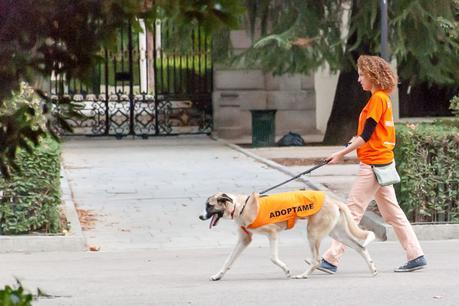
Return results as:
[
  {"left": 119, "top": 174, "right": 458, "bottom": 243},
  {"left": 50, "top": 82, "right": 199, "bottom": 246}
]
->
[
  {"left": 0, "top": 135, "right": 457, "bottom": 305},
  {"left": 60, "top": 136, "right": 309, "bottom": 251}
]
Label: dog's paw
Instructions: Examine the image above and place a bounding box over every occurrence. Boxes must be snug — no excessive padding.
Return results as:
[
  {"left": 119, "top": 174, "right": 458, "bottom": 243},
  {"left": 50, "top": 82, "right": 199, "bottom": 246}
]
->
[{"left": 209, "top": 274, "right": 223, "bottom": 281}]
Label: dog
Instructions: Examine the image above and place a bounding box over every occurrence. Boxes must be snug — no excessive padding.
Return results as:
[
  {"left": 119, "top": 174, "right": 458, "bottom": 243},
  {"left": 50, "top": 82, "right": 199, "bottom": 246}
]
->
[{"left": 199, "top": 190, "right": 377, "bottom": 281}]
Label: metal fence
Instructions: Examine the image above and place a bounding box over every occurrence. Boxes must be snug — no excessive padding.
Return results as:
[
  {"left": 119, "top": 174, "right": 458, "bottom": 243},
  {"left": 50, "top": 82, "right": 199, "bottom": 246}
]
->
[{"left": 49, "top": 19, "right": 213, "bottom": 137}]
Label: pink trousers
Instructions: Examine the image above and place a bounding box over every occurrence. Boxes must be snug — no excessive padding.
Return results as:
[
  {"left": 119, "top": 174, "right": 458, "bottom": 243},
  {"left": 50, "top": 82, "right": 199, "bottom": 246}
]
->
[{"left": 323, "top": 163, "right": 424, "bottom": 266}]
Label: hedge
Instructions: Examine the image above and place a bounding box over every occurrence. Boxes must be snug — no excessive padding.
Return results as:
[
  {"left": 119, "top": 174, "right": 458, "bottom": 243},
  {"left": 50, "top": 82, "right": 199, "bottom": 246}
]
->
[
  {"left": 394, "top": 121, "right": 459, "bottom": 223},
  {"left": 0, "top": 137, "right": 62, "bottom": 234}
]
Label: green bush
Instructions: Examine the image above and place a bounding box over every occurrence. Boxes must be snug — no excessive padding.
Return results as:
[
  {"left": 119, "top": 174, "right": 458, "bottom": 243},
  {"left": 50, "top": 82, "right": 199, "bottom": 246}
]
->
[
  {"left": 0, "top": 82, "right": 62, "bottom": 234},
  {"left": 0, "top": 281, "right": 33, "bottom": 306},
  {"left": 395, "top": 122, "right": 459, "bottom": 223},
  {"left": 0, "top": 137, "right": 62, "bottom": 234},
  {"left": 450, "top": 95, "right": 459, "bottom": 117}
]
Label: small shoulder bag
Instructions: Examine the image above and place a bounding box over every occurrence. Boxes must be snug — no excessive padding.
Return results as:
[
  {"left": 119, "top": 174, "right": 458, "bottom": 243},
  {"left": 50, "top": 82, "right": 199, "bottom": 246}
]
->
[{"left": 371, "top": 161, "right": 400, "bottom": 186}]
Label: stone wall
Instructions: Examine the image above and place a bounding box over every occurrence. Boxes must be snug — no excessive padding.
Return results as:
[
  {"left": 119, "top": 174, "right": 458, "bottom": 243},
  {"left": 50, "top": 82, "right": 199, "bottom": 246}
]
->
[{"left": 212, "top": 30, "right": 319, "bottom": 141}]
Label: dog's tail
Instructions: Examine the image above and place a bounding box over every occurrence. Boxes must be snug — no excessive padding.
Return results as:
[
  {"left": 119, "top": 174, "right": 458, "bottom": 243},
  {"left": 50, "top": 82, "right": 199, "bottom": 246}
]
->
[{"left": 335, "top": 200, "right": 375, "bottom": 247}]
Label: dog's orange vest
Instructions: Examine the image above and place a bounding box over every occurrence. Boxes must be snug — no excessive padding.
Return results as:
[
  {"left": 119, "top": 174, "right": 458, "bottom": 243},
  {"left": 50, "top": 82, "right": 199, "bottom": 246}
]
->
[{"left": 247, "top": 190, "right": 325, "bottom": 230}]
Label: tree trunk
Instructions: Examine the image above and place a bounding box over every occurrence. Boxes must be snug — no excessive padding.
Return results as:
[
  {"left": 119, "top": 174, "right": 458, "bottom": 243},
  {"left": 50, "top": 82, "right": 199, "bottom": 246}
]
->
[
  {"left": 322, "top": 0, "right": 372, "bottom": 145},
  {"left": 322, "top": 70, "right": 369, "bottom": 144}
]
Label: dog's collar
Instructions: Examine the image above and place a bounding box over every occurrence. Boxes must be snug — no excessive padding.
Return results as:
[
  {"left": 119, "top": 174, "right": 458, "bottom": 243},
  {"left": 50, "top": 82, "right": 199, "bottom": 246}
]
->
[{"left": 239, "top": 196, "right": 250, "bottom": 216}]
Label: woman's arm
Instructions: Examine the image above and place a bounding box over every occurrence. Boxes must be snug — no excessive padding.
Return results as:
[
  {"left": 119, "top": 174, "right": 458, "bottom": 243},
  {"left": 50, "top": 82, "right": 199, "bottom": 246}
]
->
[
  {"left": 326, "top": 137, "right": 365, "bottom": 164},
  {"left": 325, "top": 118, "right": 377, "bottom": 164}
]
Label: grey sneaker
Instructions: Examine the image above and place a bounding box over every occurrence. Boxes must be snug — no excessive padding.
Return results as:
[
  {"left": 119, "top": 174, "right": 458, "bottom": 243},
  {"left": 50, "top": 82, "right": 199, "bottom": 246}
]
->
[{"left": 394, "top": 255, "right": 427, "bottom": 272}]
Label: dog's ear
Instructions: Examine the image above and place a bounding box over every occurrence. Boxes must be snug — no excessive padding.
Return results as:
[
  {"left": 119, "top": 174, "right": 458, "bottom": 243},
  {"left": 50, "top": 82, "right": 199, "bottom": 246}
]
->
[{"left": 217, "top": 193, "right": 233, "bottom": 205}]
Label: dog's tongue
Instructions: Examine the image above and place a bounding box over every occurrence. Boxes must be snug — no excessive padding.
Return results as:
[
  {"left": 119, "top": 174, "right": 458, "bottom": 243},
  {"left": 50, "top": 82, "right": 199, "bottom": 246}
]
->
[{"left": 209, "top": 214, "right": 218, "bottom": 229}]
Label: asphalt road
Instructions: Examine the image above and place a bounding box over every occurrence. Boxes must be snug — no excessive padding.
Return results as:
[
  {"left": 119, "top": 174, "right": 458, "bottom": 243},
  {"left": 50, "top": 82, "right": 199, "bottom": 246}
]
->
[{"left": 1, "top": 136, "right": 457, "bottom": 306}]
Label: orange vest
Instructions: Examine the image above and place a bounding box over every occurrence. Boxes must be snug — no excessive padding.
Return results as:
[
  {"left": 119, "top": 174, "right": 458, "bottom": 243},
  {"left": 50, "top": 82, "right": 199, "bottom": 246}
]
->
[
  {"left": 248, "top": 191, "right": 325, "bottom": 230},
  {"left": 357, "top": 90, "right": 396, "bottom": 165}
]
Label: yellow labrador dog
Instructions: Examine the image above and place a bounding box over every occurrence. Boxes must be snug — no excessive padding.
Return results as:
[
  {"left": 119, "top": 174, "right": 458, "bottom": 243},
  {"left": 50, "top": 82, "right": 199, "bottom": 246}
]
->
[{"left": 199, "top": 190, "right": 376, "bottom": 281}]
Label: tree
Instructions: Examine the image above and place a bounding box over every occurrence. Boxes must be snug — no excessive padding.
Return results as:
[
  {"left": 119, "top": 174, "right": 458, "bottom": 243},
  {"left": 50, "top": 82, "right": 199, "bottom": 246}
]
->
[
  {"left": 0, "top": 0, "right": 243, "bottom": 177},
  {"left": 325, "top": 0, "right": 459, "bottom": 143},
  {"left": 234, "top": 0, "right": 459, "bottom": 143},
  {"left": 2, "top": 0, "right": 457, "bottom": 173}
]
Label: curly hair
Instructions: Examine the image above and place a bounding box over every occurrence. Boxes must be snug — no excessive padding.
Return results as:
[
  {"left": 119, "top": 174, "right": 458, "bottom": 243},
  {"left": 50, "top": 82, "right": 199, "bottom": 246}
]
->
[{"left": 357, "top": 55, "right": 398, "bottom": 92}]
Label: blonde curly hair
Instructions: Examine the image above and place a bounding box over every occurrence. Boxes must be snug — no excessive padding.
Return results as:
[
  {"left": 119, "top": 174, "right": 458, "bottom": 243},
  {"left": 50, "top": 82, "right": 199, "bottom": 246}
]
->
[{"left": 357, "top": 55, "right": 398, "bottom": 92}]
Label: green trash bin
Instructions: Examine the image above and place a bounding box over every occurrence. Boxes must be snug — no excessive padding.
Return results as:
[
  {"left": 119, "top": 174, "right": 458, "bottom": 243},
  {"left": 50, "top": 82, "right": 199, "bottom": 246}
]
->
[{"left": 250, "top": 110, "right": 276, "bottom": 147}]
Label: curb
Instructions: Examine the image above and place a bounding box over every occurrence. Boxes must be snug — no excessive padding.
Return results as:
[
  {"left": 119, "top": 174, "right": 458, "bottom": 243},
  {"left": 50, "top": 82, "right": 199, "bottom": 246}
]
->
[
  {"left": 364, "top": 209, "right": 459, "bottom": 241},
  {"left": 0, "top": 167, "right": 87, "bottom": 253},
  {"left": 215, "top": 137, "right": 388, "bottom": 241}
]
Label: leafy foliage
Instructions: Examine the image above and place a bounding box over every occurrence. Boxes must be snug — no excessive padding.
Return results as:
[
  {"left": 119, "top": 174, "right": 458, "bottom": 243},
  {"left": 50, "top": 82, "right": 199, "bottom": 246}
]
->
[
  {"left": 392, "top": 0, "right": 459, "bottom": 86},
  {"left": 224, "top": 0, "right": 459, "bottom": 143},
  {"left": 231, "top": 0, "right": 349, "bottom": 75},
  {"left": 0, "top": 84, "right": 46, "bottom": 131},
  {"left": 156, "top": 0, "right": 244, "bottom": 52},
  {"left": 0, "top": 0, "right": 244, "bottom": 177},
  {"left": 0, "top": 280, "right": 33, "bottom": 306},
  {"left": 0, "top": 137, "right": 61, "bottom": 234},
  {"left": 0, "top": 0, "right": 135, "bottom": 177},
  {"left": 0, "top": 82, "right": 61, "bottom": 177},
  {"left": 450, "top": 95, "right": 459, "bottom": 116},
  {"left": 231, "top": 0, "right": 459, "bottom": 82},
  {"left": 395, "top": 122, "right": 459, "bottom": 223},
  {"left": 0, "top": 82, "right": 70, "bottom": 179}
]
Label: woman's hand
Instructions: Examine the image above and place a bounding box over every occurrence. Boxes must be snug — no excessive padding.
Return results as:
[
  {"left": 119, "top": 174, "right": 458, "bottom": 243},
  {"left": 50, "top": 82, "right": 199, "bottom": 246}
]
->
[
  {"left": 325, "top": 136, "right": 363, "bottom": 164},
  {"left": 325, "top": 152, "right": 344, "bottom": 164}
]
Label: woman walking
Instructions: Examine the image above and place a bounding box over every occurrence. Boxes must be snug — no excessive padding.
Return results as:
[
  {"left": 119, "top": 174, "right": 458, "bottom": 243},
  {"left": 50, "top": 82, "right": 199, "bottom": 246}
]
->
[{"left": 319, "top": 55, "right": 426, "bottom": 273}]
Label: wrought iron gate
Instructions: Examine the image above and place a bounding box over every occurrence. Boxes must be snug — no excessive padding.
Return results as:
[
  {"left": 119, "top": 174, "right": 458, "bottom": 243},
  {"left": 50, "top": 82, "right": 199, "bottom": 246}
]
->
[{"left": 50, "top": 20, "right": 212, "bottom": 137}]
